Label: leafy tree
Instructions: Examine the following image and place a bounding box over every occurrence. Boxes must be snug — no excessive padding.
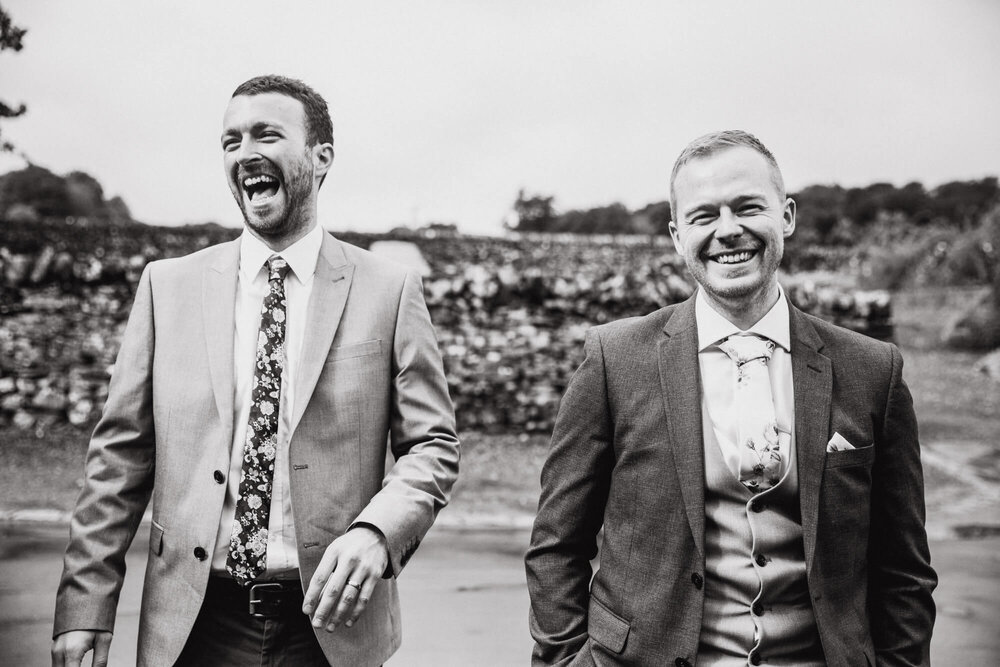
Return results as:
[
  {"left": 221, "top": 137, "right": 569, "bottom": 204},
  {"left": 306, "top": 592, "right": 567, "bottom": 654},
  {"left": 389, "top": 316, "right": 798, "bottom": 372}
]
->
[
  {"left": 632, "top": 200, "right": 672, "bottom": 236},
  {"left": 0, "top": 2, "right": 28, "bottom": 153},
  {"left": 931, "top": 177, "right": 1000, "bottom": 228},
  {"left": 554, "top": 203, "right": 632, "bottom": 234},
  {"left": 0, "top": 165, "right": 72, "bottom": 218},
  {"left": 510, "top": 189, "right": 556, "bottom": 232}
]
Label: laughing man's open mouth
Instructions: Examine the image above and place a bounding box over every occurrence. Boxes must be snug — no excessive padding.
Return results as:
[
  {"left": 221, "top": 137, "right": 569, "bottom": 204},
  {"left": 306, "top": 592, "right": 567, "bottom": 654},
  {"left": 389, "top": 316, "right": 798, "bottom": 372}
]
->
[
  {"left": 707, "top": 248, "right": 759, "bottom": 265},
  {"left": 242, "top": 174, "right": 281, "bottom": 203}
]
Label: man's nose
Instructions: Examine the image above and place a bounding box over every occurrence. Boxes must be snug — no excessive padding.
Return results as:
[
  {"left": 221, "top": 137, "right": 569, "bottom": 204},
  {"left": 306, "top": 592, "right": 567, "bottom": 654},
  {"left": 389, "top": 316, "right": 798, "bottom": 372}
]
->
[
  {"left": 715, "top": 208, "right": 743, "bottom": 240},
  {"left": 235, "top": 139, "right": 262, "bottom": 166}
]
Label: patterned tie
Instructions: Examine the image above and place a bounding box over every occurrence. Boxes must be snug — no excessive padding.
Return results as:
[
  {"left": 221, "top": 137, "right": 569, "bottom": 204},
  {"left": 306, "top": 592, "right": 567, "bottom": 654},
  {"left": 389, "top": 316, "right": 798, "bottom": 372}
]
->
[
  {"left": 719, "top": 333, "right": 782, "bottom": 492},
  {"left": 227, "top": 255, "right": 291, "bottom": 585}
]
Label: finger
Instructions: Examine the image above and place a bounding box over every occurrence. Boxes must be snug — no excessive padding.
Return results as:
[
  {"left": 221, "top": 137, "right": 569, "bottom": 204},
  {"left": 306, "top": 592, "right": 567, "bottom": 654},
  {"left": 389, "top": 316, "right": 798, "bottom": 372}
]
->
[
  {"left": 345, "top": 576, "right": 378, "bottom": 628},
  {"left": 329, "top": 574, "right": 363, "bottom": 628},
  {"left": 302, "top": 548, "right": 339, "bottom": 615},
  {"left": 312, "top": 563, "right": 351, "bottom": 630},
  {"left": 53, "top": 635, "right": 88, "bottom": 667},
  {"left": 93, "top": 633, "right": 112, "bottom": 667}
]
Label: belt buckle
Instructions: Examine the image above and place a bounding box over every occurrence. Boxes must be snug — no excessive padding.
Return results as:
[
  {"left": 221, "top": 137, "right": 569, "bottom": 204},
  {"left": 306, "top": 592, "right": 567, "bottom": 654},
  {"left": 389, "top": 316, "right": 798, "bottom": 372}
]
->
[{"left": 248, "top": 582, "right": 285, "bottom": 619}]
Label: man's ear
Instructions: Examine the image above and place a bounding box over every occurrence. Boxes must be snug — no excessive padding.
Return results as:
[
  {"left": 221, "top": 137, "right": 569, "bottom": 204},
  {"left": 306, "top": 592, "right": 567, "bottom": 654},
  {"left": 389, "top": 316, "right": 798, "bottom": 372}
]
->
[
  {"left": 668, "top": 220, "right": 684, "bottom": 254},
  {"left": 782, "top": 197, "right": 796, "bottom": 238},
  {"left": 312, "top": 142, "right": 335, "bottom": 179}
]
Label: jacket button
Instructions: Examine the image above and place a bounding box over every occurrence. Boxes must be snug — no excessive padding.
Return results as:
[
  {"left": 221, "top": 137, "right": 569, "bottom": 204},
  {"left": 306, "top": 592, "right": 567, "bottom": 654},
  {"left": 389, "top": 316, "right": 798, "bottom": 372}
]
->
[
  {"left": 675, "top": 659, "right": 692, "bottom": 667},
  {"left": 691, "top": 572, "right": 703, "bottom": 589},
  {"left": 213, "top": 470, "right": 225, "bottom": 484},
  {"left": 193, "top": 547, "right": 207, "bottom": 560},
  {"left": 755, "top": 553, "right": 768, "bottom": 567},
  {"left": 750, "top": 499, "right": 766, "bottom": 512},
  {"left": 752, "top": 600, "right": 765, "bottom": 615}
]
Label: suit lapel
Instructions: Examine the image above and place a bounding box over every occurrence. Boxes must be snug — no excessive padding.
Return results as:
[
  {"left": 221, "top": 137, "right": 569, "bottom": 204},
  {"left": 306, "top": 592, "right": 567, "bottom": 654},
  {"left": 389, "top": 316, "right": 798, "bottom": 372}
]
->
[
  {"left": 203, "top": 240, "right": 240, "bottom": 445},
  {"left": 289, "top": 232, "right": 354, "bottom": 436},
  {"left": 657, "top": 296, "right": 706, "bottom": 557},
  {"left": 789, "top": 305, "right": 832, "bottom": 574}
]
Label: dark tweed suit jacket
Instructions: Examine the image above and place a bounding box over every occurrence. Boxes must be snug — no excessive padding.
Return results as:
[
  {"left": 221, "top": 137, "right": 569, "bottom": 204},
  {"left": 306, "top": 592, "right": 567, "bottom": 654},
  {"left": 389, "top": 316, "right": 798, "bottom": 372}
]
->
[{"left": 525, "top": 294, "right": 936, "bottom": 667}]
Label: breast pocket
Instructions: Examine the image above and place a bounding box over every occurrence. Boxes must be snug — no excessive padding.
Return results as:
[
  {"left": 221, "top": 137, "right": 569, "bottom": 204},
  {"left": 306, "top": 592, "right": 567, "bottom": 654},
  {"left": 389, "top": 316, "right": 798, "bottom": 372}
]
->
[
  {"left": 325, "top": 339, "right": 382, "bottom": 364},
  {"left": 824, "top": 443, "right": 876, "bottom": 469}
]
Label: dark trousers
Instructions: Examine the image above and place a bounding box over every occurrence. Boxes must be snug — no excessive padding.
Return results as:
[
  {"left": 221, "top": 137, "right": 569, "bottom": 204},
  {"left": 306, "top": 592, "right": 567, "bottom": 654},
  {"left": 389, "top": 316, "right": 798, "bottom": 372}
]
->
[{"left": 175, "top": 577, "right": 329, "bottom": 667}]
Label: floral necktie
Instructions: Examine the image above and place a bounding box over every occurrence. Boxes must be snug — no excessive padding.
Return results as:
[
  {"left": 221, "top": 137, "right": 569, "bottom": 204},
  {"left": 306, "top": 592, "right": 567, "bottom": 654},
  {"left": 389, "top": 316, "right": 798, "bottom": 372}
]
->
[
  {"left": 719, "top": 333, "right": 782, "bottom": 492},
  {"left": 227, "top": 255, "right": 290, "bottom": 585}
]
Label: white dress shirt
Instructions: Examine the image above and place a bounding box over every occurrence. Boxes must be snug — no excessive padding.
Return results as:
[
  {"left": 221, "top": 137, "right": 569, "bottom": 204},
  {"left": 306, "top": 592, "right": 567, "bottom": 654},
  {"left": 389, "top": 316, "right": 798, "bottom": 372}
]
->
[
  {"left": 211, "top": 223, "right": 324, "bottom": 577},
  {"left": 696, "top": 287, "right": 795, "bottom": 480}
]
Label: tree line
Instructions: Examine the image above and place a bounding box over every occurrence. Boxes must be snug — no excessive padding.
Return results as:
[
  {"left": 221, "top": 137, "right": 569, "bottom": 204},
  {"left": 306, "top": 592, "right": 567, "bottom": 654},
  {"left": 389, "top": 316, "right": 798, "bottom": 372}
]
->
[{"left": 508, "top": 178, "right": 1000, "bottom": 240}]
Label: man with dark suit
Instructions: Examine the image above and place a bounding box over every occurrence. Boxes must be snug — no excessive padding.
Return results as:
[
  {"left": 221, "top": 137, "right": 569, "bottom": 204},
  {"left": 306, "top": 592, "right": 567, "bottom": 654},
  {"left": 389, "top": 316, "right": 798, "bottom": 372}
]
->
[
  {"left": 52, "top": 75, "right": 460, "bottom": 666},
  {"left": 525, "top": 130, "right": 936, "bottom": 666}
]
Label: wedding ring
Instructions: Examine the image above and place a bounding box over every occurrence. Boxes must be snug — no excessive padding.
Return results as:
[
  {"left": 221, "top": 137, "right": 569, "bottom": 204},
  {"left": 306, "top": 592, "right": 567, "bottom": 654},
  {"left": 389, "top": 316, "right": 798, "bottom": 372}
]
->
[{"left": 346, "top": 580, "right": 361, "bottom": 589}]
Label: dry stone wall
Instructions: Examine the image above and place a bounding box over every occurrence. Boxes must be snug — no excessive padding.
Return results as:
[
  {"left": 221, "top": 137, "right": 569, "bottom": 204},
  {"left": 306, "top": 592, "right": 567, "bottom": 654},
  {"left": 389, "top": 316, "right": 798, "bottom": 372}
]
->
[{"left": 1, "top": 219, "right": 892, "bottom": 434}]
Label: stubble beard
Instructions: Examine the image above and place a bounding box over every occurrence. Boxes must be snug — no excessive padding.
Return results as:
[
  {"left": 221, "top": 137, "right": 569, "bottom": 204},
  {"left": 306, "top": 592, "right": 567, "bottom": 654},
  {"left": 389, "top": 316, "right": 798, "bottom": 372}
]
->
[{"left": 236, "top": 159, "right": 315, "bottom": 241}]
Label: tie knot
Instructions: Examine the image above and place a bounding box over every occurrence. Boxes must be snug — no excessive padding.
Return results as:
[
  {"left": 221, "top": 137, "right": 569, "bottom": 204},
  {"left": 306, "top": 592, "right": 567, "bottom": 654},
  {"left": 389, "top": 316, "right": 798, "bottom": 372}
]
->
[
  {"left": 266, "top": 256, "right": 290, "bottom": 282},
  {"left": 719, "top": 334, "right": 775, "bottom": 366}
]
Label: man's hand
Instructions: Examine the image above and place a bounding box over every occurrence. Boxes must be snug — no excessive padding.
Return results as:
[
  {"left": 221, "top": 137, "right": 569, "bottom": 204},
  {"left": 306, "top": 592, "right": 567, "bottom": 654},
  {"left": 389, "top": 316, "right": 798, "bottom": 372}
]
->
[
  {"left": 52, "top": 630, "right": 112, "bottom": 667},
  {"left": 302, "top": 526, "right": 389, "bottom": 632}
]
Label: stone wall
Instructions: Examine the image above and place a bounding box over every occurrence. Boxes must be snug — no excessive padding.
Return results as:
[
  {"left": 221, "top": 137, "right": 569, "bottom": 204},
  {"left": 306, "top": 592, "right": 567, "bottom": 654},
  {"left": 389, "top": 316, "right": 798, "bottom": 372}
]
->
[{"left": 0, "top": 219, "right": 892, "bottom": 434}]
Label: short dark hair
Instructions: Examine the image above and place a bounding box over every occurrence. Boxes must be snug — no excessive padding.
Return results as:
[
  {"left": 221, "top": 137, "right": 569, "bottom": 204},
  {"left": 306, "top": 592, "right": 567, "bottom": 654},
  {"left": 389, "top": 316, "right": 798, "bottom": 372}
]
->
[
  {"left": 669, "top": 130, "right": 785, "bottom": 220},
  {"left": 232, "top": 75, "right": 334, "bottom": 148}
]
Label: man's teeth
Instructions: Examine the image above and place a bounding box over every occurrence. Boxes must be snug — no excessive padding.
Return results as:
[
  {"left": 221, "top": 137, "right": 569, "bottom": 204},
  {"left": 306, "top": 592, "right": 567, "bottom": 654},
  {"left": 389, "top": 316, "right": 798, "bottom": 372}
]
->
[
  {"left": 714, "top": 251, "right": 754, "bottom": 264},
  {"left": 242, "top": 174, "right": 280, "bottom": 202},
  {"left": 243, "top": 175, "right": 277, "bottom": 187}
]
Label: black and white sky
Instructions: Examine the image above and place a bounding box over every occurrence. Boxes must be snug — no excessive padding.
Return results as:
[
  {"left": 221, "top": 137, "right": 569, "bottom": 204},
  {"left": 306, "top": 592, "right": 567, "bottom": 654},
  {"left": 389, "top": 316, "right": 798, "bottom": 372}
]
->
[{"left": 2, "top": 0, "right": 998, "bottom": 233}]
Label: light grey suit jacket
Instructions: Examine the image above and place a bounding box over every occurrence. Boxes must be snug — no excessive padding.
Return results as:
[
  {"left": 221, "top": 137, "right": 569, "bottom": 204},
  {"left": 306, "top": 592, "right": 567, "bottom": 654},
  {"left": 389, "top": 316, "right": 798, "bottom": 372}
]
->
[
  {"left": 526, "top": 295, "right": 936, "bottom": 667},
  {"left": 54, "top": 232, "right": 460, "bottom": 666}
]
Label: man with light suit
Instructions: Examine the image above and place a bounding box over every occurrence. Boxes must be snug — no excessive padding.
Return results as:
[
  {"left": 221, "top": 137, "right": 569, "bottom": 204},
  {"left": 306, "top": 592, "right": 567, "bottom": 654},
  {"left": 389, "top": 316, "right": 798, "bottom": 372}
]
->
[
  {"left": 52, "top": 75, "right": 460, "bottom": 666},
  {"left": 526, "top": 130, "right": 936, "bottom": 666}
]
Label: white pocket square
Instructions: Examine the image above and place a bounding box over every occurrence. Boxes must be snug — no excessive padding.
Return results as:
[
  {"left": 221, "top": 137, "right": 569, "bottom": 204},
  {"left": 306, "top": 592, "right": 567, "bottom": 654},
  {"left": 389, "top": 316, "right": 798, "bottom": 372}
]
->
[{"left": 827, "top": 432, "right": 856, "bottom": 452}]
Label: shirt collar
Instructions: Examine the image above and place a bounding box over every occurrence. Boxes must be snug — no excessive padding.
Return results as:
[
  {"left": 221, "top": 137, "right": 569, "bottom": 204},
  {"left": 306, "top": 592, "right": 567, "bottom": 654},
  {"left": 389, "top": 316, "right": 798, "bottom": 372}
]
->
[
  {"left": 239, "top": 223, "right": 324, "bottom": 286},
  {"left": 695, "top": 285, "right": 791, "bottom": 352}
]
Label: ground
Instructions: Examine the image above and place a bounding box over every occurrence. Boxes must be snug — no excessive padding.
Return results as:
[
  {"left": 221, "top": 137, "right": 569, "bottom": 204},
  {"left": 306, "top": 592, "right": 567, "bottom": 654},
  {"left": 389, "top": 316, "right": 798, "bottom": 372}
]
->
[{"left": 1, "top": 285, "right": 998, "bottom": 664}]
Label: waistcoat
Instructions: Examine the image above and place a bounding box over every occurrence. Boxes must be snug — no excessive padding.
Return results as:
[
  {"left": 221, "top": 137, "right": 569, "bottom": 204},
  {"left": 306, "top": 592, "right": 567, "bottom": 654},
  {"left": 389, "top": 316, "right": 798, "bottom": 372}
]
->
[{"left": 697, "top": 405, "right": 824, "bottom": 666}]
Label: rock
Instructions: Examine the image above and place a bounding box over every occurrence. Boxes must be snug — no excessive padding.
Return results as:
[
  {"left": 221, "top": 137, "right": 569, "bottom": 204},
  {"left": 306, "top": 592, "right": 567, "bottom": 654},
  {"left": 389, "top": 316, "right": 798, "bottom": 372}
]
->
[
  {"left": 30, "top": 246, "right": 56, "bottom": 284},
  {"left": 67, "top": 398, "right": 94, "bottom": 425},
  {"left": 12, "top": 410, "right": 35, "bottom": 429},
  {"left": 974, "top": 348, "right": 1000, "bottom": 381},
  {"left": 32, "top": 386, "right": 67, "bottom": 412},
  {"left": 942, "top": 289, "right": 1000, "bottom": 350},
  {"left": 1, "top": 393, "right": 24, "bottom": 411}
]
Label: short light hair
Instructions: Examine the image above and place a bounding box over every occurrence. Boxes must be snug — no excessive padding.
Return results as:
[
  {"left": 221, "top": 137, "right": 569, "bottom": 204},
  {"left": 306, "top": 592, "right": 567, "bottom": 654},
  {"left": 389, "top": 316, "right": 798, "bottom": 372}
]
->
[{"left": 669, "top": 130, "right": 785, "bottom": 221}]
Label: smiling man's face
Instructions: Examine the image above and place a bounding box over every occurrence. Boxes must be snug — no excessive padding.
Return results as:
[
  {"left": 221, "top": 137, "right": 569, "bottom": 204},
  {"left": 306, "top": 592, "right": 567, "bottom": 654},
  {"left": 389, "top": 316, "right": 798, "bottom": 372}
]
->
[
  {"left": 221, "top": 92, "right": 328, "bottom": 246},
  {"left": 669, "top": 145, "right": 795, "bottom": 320}
]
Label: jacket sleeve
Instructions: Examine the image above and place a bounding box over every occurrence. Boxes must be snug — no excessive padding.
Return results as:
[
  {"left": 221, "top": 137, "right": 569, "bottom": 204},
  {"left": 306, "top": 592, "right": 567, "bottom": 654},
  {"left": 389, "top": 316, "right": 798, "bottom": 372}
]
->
[
  {"left": 349, "top": 271, "right": 460, "bottom": 576},
  {"left": 869, "top": 344, "right": 937, "bottom": 666},
  {"left": 53, "top": 265, "right": 157, "bottom": 637},
  {"left": 525, "top": 329, "right": 615, "bottom": 666}
]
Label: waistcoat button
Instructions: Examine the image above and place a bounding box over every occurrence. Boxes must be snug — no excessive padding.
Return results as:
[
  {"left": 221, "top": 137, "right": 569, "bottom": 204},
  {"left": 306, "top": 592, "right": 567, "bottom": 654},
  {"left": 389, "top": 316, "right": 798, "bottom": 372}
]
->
[
  {"left": 691, "top": 572, "right": 704, "bottom": 589},
  {"left": 752, "top": 600, "right": 765, "bottom": 615},
  {"left": 675, "top": 659, "right": 692, "bottom": 667},
  {"left": 213, "top": 470, "right": 225, "bottom": 484},
  {"left": 749, "top": 651, "right": 762, "bottom": 665},
  {"left": 193, "top": 546, "right": 207, "bottom": 560},
  {"left": 755, "top": 553, "right": 768, "bottom": 567}
]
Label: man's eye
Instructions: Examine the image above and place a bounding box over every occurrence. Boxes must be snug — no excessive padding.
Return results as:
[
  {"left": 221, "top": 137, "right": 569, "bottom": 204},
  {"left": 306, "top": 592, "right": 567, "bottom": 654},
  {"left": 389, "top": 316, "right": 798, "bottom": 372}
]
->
[{"left": 739, "top": 205, "right": 763, "bottom": 215}]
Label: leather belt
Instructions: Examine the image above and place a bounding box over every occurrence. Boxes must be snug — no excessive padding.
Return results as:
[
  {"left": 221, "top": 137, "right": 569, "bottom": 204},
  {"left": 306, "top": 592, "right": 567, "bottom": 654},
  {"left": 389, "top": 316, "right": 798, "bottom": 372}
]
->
[{"left": 207, "top": 576, "right": 304, "bottom": 619}]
